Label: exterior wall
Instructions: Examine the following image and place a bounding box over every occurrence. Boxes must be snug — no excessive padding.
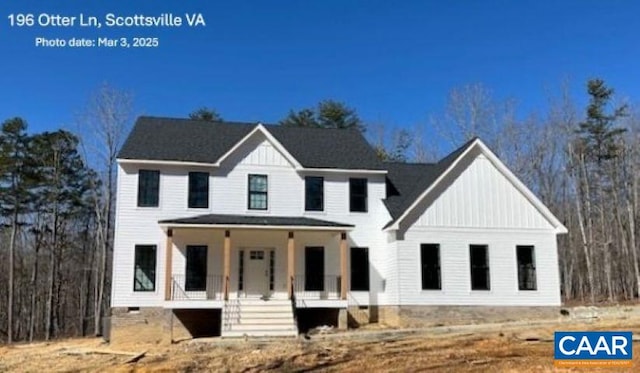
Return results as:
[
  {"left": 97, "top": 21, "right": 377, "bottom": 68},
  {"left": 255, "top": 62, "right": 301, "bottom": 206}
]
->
[
  {"left": 394, "top": 151, "right": 561, "bottom": 307},
  {"left": 110, "top": 307, "right": 167, "bottom": 345},
  {"left": 112, "top": 130, "right": 391, "bottom": 308},
  {"left": 414, "top": 153, "right": 553, "bottom": 230}
]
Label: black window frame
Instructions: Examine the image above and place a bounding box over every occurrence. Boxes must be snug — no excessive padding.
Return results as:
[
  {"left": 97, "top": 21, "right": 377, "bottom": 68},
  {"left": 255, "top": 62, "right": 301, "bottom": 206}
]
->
[
  {"left": 185, "top": 245, "right": 208, "bottom": 291},
  {"left": 517, "top": 245, "right": 537, "bottom": 291},
  {"left": 305, "top": 176, "right": 324, "bottom": 211},
  {"left": 470, "top": 244, "right": 490, "bottom": 291},
  {"left": 248, "top": 174, "right": 268, "bottom": 210},
  {"left": 349, "top": 178, "right": 368, "bottom": 212},
  {"left": 420, "top": 244, "right": 441, "bottom": 290},
  {"left": 133, "top": 245, "right": 157, "bottom": 292},
  {"left": 188, "top": 171, "right": 210, "bottom": 209},
  {"left": 137, "top": 170, "right": 160, "bottom": 207},
  {"left": 305, "top": 246, "right": 325, "bottom": 291},
  {"left": 350, "top": 247, "right": 370, "bottom": 291}
]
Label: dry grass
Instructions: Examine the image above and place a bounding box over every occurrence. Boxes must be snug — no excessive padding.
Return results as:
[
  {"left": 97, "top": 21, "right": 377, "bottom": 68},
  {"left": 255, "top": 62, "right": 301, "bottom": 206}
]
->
[{"left": 2, "top": 317, "right": 640, "bottom": 372}]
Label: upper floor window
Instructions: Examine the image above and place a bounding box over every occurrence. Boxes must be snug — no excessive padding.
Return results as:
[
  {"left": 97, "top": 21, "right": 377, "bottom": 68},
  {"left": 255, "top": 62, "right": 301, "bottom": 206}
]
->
[
  {"left": 133, "top": 245, "right": 156, "bottom": 292},
  {"left": 421, "top": 244, "right": 441, "bottom": 290},
  {"left": 188, "top": 172, "right": 209, "bottom": 208},
  {"left": 470, "top": 244, "right": 490, "bottom": 290},
  {"left": 138, "top": 170, "right": 159, "bottom": 207},
  {"left": 349, "top": 178, "right": 368, "bottom": 212},
  {"left": 517, "top": 245, "right": 537, "bottom": 290},
  {"left": 248, "top": 174, "right": 268, "bottom": 210},
  {"left": 305, "top": 176, "right": 324, "bottom": 211}
]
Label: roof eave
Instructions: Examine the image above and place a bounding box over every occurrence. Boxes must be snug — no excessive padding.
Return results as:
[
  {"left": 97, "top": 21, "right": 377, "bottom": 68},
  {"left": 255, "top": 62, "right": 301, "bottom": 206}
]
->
[{"left": 159, "top": 223, "right": 354, "bottom": 231}]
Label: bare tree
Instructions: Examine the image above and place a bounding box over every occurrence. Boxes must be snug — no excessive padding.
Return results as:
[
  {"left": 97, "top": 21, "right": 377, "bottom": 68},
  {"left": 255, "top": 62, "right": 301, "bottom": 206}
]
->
[{"left": 78, "top": 83, "right": 134, "bottom": 335}]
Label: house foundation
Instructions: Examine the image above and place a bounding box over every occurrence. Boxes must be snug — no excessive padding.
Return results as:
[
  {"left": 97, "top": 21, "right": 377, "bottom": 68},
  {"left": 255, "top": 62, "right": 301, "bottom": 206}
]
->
[{"left": 377, "top": 305, "right": 561, "bottom": 327}]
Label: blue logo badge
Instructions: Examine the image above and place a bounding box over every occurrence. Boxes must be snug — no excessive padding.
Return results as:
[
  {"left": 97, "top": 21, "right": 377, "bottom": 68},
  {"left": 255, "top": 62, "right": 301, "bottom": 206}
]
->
[{"left": 554, "top": 331, "right": 633, "bottom": 368}]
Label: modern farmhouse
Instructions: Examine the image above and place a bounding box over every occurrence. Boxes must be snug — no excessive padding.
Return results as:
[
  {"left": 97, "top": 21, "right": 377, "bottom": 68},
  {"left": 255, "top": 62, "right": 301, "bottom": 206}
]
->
[{"left": 109, "top": 116, "right": 567, "bottom": 343}]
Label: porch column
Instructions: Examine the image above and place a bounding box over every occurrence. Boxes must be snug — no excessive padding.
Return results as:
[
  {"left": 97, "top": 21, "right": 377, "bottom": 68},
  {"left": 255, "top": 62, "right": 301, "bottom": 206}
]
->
[
  {"left": 287, "top": 231, "right": 295, "bottom": 299},
  {"left": 223, "top": 230, "right": 231, "bottom": 301},
  {"left": 164, "top": 228, "right": 174, "bottom": 301},
  {"left": 340, "top": 232, "right": 348, "bottom": 300}
]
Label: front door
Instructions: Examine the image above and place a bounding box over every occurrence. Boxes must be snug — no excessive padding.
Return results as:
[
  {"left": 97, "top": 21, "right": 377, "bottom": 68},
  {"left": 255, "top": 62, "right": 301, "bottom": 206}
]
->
[{"left": 245, "top": 250, "right": 268, "bottom": 297}]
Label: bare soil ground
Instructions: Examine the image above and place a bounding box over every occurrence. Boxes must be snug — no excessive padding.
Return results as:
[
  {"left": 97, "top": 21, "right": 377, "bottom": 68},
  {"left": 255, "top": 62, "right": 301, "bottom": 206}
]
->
[{"left": 2, "top": 312, "right": 640, "bottom": 372}]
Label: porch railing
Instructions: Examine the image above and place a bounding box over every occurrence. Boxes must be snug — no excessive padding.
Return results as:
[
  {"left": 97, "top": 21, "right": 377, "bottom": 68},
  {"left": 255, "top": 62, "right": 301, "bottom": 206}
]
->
[
  {"left": 171, "top": 274, "right": 224, "bottom": 301},
  {"left": 293, "top": 275, "right": 341, "bottom": 300}
]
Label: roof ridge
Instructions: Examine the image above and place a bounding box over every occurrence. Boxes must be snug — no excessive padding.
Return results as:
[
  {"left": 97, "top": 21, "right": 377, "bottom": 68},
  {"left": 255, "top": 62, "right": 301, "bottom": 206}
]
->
[{"left": 139, "top": 115, "right": 260, "bottom": 127}]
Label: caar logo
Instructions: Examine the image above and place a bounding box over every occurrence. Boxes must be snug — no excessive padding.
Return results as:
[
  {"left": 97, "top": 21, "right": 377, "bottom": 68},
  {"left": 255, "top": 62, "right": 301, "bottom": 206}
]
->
[{"left": 554, "top": 331, "right": 633, "bottom": 368}]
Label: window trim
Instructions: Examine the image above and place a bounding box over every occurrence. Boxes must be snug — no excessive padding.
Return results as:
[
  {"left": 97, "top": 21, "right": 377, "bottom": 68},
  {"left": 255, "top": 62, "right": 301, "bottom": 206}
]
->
[
  {"left": 305, "top": 176, "right": 325, "bottom": 212},
  {"left": 349, "top": 178, "right": 368, "bottom": 213},
  {"left": 247, "top": 174, "right": 268, "bottom": 210},
  {"left": 420, "top": 243, "right": 441, "bottom": 290},
  {"left": 137, "top": 170, "right": 160, "bottom": 208},
  {"left": 188, "top": 171, "right": 210, "bottom": 209},
  {"left": 133, "top": 245, "right": 157, "bottom": 292},
  {"left": 469, "top": 244, "right": 490, "bottom": 291},
  {"left": 516, "top": 245, "right": 537, "bottom": 291}
]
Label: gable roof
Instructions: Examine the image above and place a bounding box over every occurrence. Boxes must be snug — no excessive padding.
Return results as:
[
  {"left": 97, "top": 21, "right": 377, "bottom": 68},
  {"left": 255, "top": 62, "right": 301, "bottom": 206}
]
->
[
  {"left": 384, "top": 137, "right": 478, "bottom": 222},
  {"left": 384, "top": 138, "right": 568, "bottom": 234},
  {"left": 118, "top": 116, "right": 385, "bottom": 170}
]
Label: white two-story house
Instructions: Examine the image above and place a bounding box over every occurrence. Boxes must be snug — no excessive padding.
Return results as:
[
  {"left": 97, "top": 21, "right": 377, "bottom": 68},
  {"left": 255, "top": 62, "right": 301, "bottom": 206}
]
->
[{"left": 109, "top": 116, "right": 567, "bottom": 343}]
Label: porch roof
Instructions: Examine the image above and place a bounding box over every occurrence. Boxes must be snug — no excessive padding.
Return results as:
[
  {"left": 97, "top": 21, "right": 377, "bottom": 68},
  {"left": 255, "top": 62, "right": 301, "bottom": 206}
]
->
[{"left": 159, "top": 213, "right": 354, "bottom": 231}]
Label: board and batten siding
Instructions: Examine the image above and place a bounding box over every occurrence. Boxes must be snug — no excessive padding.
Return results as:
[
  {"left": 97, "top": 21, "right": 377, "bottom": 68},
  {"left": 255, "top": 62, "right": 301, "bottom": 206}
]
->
[
  {"left": 394, "top": 152, "right": 561, "bottom": 307},
  {"left": 111, "top": 130, "right": 391, "bottom": 307}
]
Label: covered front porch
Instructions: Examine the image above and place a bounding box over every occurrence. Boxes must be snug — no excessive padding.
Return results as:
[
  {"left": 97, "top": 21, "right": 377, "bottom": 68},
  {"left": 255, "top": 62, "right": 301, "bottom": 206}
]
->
[{"left": 160, "top": 214, "right": 353, "bottom": 309}]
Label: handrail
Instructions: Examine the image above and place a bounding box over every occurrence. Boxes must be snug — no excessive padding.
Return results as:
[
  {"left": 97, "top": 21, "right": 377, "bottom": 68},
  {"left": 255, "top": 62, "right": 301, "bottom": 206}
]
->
[
  {"left": 170, "top": 275, "right": 223, "bottom": 300},
  {"left": 293, "top": 275, "right": 342, "bottom": 300}
]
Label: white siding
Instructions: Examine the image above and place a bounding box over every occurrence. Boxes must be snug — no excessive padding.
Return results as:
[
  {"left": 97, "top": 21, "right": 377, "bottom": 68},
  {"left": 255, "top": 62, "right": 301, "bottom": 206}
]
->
[
  {"left": 397, "top": 227, "right": 560, "bottom": 306},
  {"left": 395, "top": 152, "right": 561, "bottom": 307},
  {"left": 414, "top": 154, "right": 553, "bottom": 230},
  {"left": 111, "top": 130, "right": 392, "bottom": 307}
]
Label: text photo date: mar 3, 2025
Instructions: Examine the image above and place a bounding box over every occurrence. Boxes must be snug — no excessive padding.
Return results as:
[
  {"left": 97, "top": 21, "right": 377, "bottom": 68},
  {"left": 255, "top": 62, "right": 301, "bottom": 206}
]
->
[{"left": 7, "top": 13, "right": 206, "bottom": 28}]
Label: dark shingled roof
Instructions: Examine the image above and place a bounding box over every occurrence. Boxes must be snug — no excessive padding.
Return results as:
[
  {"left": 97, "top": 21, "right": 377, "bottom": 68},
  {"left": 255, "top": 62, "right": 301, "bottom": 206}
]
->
[
  {"left": 159, "top": 214, "right": 354, "bottom": 228},
  {"left": 383, "top": 137, "right": 478, "bottom": 226},
  {"left": 118, "top": 116, "right": 384, "bottom": 170}
]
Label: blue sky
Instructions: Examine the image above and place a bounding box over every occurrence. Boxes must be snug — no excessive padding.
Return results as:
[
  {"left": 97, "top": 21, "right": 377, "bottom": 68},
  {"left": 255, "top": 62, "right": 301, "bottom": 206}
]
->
[{"left": 0, "top": 1, "right": 638, "bottom": 137}]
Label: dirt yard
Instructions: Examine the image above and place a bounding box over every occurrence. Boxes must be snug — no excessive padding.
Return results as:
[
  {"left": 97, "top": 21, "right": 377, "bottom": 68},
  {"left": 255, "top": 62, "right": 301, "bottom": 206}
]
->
[{"left": 2, "top": 307, "right": 640, "bottom": 372}]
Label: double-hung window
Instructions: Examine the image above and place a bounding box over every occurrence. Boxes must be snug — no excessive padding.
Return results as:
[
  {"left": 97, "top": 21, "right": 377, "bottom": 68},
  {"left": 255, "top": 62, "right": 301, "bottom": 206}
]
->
[
  {"left": 421, "top": 244, "right": 441, "bottom": 290},
  {"left": 137, "top": 170, "right": 159, "bottom": 207},
  {"left": 349, "top": 178, "right": 367, "bottom": 212},
  {"left": 133, "top": 245, "right": 156, "bottom": 292},
  {"left": 470, "top": 245, "right": 490, "bottom": 290},
  {"left": 517, "top": 246, "right": 537, "bottom": 290},
  {"left": 188, "top": 172, "right": 209, "bottom": 208},
  {"left": 305, "top": 176, "right": 324, "bottom": 211},
  {"left": 248, "top": 174, "right": 268, "bottom": 210}
]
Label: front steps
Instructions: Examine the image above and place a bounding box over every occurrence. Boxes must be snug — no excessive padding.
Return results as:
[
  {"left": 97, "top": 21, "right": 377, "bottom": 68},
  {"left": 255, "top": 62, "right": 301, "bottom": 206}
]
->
[{"left": 221, "top": 298, "right": 298, "bottom": 338}]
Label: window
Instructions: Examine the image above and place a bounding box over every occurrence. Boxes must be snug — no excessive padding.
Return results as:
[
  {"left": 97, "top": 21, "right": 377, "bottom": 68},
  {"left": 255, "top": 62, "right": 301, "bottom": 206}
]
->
[
  {"left": 248, "top": 174, "right": 268, "bottom": 210},
  {"left": 137, "top": 170, "right": 159, "bottom": 207},
  {"left": 133, "top": 245, "right": 156, "bottom": 291},
  {"left": 305, "top": 247, "right": 324, "bottom": 291},
  {"left": 188, "top": 172, "right": 209, "bottom": 208},
  {"left": 517, "top": 246, "right": 537, "bottom": 290},
  {"left": 349, "top": 178, "right": 367, "bottom": 212},
  {"left": 305, "top": 176, "right": 324, "bottom": 211},
  {"left": 420, "top": 244, "right": 441, "bottom": 290},
  {"left": 470, "top": 245, "right": 490, "bottom": 290},
  {"left": 186, "top": 245, "right": 207, "bottom": 291},
  {"left": 350, "top": 247, "right": 370, "bottom": 291}
]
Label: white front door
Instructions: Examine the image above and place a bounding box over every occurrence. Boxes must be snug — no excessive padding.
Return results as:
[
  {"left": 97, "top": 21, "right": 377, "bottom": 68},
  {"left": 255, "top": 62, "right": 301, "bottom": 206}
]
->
[{"left": 245, "top": 250, "right": 268, "bottom": 297}]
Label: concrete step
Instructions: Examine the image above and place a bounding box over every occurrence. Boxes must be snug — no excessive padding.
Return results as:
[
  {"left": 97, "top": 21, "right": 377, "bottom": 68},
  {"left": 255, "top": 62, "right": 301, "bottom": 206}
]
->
[
  {"left": 222, "top": 329, "right": 298, "bottom": 338},
  {"left": 230, "top": 317, "right": 295, "bottom": 325},
  {"left": 229, "top": 323, "right": 296, "bottom": 331},
  {"left": 226, "top": 307, "right": 293, "bottom": 313},
  {"left": 233, "top": 299, "right": 291, "bottom": 306},
  {"left": 227, "top": 313, "right": 294, "bottom": 320}
]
